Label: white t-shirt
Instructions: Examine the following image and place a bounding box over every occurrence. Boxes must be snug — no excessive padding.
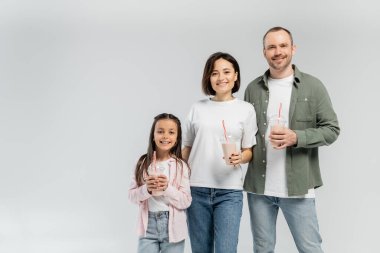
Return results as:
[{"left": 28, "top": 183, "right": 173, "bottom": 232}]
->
[
  {"left": 265, "top": 75, "right": 315, "bottom": 198},
  {"left": 183, "top": 98, "right": 258, "bottom": 190},
  {"left": 147, "top": 159, "right": 170, "bottom": 212}
]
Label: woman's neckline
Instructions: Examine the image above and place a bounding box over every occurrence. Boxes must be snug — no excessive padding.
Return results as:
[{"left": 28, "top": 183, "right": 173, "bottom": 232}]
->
[{"left": 209, "top": 96, "right": 236, "bottom": 102}]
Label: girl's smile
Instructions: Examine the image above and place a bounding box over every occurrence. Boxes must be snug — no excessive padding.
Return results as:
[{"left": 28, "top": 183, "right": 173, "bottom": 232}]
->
[{"left": 154, "top": 119, "right": 178, "bottom": 159}]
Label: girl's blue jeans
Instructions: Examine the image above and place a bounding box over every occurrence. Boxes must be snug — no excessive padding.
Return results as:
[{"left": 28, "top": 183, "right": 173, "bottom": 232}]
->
[{"left": 138, "top": 211, "right": 185, "bottom": 253}]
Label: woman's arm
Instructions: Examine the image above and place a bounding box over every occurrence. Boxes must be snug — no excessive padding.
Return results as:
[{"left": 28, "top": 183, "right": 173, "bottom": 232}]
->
[
  {"left": 181, "top": 146, "right": 192, "bottom": 162},
  {"left": 162, "top": 162, "right": 192, "bottom": 210},
  {"left": 230, "top": 147, "right": 253, "bottom": 165}
]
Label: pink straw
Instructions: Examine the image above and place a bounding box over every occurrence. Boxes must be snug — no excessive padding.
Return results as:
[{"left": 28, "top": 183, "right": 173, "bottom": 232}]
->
[
  {"left": 152, "top": 151, "right": 157, "bottom": 173},
  {"left": 277, "top": 103, "right": 282, "bottom": 124},
  {"left": 222, "top": 120, "right": 229, "bottom": 143}
]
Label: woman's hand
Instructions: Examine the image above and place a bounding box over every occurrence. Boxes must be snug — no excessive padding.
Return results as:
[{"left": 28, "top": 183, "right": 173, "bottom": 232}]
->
[
  {"left": 229, "top": 152, "right": 243, "bottom": 166},
  {"left": 228, "top": 147, "right": 253, "bottom": 166}
]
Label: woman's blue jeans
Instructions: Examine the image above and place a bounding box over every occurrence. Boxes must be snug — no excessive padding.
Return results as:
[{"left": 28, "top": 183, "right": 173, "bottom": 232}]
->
[
  {"left": 187, "top": 187, "right": 243, "bottom": 253},
  {"left": 247, "top": 193, "right": 323, "bottom": 253}
]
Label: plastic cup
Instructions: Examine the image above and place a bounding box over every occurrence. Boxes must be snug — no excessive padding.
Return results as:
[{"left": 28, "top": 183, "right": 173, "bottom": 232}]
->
[
  {"left": 221, "top": 137, "right": 237, "bottom": 165},
  {"left": 151, "top": 165, "right": 166, "bottom": 196},
  {"left": 266, "top": 115, "right": 287, "bottom": 148},
  {"left": 271, "top": 118, "right": 286, "bottom": 131}
]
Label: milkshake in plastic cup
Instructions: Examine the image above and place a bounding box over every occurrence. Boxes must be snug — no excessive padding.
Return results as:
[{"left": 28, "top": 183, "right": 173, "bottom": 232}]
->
[
  {"left": 221, "top": 136, "right": 238, "bottom": 165},
  {"left": 265, "top": 115, "right": 287, "bottom": 148},
  {"left": 150, "top": 165, "right": 165, "bottom": 196}
]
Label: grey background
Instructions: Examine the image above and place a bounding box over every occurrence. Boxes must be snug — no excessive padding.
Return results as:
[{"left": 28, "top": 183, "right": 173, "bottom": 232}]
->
[{"left": 1, "top": 0, "right": 379, "bottom": 252}]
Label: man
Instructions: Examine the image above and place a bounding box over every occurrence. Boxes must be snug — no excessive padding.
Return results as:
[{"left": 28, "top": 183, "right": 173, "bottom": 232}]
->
[{"left": 244, "top": 26, "right": 340, "bottom": 253}]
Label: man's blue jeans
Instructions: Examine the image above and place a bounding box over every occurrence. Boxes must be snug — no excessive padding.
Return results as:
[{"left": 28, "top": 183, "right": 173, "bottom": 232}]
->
[
  {"left": 247, "top": 193, "right": 323, "bottom": 253},
  {"left": 187, "top": 187, "right": 243, "bottom": 253}
]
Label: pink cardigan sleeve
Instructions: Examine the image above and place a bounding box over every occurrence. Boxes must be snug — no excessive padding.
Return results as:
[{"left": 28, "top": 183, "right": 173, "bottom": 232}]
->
[
  {"left": 162, "top": 162, "right": 192, "bottom": 210},
  {"left": 128, "top": 176, "right": 151, "bottom": 204}
]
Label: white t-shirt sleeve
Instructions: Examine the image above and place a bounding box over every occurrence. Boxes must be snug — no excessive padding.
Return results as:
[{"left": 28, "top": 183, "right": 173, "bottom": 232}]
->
[
  {"left": 241, "top": 104, "right": 258, "bottom": 149},
  {"left": 183, "top": 105, "right": 195, "bottom": 147}
]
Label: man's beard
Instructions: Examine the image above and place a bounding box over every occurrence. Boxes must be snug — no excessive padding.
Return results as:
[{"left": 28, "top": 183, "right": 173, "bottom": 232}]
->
[{"left": 269, "top": 55, "right": 292, "bottom": 71}]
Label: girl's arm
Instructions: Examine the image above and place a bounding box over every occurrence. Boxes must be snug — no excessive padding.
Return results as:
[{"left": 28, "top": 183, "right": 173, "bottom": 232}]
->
[
  {"left": 162, "top": 162, "right": 192, "bottom": 210},
  {"left": 128, "top": 176, "right": 151, "bottom": 204}
]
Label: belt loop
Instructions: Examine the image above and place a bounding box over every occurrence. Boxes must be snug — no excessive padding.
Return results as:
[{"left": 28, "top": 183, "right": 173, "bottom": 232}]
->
[{"left": 148, "top": 211, "right": 169, "bottom": 218}]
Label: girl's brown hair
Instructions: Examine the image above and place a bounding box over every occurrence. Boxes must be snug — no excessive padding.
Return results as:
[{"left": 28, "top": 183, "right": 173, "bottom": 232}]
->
[{"left": 134, "top": 113, "right": 189, "bottom": 186}]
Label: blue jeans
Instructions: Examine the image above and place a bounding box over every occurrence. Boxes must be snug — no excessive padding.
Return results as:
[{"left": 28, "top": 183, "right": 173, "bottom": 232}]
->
[
  {"left": 187, "top": 187, "right": 243, "bottom": 253},
  {"left": 247, "top": 194, "right": 323, "bottom": 253},
  {"left": 137, "top": 211, "right": 185, "bottom": 253}
]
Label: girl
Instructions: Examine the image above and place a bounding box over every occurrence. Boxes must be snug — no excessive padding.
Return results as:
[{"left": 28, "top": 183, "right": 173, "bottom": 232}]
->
[
  {"left": 129, "top": 113, "right": 192, "bottom": 253},
  {"left": 182, "top": 52, "right": 258, "bottom": 253}
]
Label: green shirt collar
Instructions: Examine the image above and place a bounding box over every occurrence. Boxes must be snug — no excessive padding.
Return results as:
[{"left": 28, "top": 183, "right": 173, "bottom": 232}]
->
[{"left": 260, "top": 64, "right": 302, "bottom": 88}]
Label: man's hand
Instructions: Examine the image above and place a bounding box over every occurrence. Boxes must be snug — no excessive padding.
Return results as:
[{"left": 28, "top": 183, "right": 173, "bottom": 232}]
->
[{"left": 269, "top": 127, "right": 297, "bottom": 149}]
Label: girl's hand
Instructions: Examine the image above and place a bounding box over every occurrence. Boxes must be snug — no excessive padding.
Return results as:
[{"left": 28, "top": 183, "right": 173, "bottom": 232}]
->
[
  {"left": 146, "top": 175, "right": 168, "bottom": 194},
  {"left": 155, "top": 174, "right": 168, "bottom": 191},
  {"left": 146, "top": 175, "right": 159, "bottom": 193}
]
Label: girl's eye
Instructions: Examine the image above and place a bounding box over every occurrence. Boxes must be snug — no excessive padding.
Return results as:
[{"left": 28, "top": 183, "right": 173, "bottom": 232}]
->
[{"left": 211, "top": 72, "right": 218, "bottom": 76}]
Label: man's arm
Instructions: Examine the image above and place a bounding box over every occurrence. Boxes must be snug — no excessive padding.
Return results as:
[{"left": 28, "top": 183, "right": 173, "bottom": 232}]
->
[{"left": 294, "top": 83, "right": 340, "bottom": 148}]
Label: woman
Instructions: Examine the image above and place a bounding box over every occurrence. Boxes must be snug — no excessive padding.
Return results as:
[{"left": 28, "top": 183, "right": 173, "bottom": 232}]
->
[{"left": 182, "top": 52, "right": 258, "bottom": 253}]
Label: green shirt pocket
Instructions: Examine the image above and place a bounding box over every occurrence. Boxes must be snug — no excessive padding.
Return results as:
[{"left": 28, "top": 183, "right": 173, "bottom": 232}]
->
[{"left": 293, "top": 97, "right": 316, "bottom": 128}]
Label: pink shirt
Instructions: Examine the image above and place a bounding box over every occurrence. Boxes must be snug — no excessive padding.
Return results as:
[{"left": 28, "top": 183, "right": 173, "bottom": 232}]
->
[{"left": 128, "top": 158, "right": 192, "bottom": 243}]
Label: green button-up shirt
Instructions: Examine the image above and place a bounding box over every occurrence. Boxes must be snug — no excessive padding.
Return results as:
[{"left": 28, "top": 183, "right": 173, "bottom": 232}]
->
[{"left": 243, "top": 65, "right": 340, "bottom": 196}]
